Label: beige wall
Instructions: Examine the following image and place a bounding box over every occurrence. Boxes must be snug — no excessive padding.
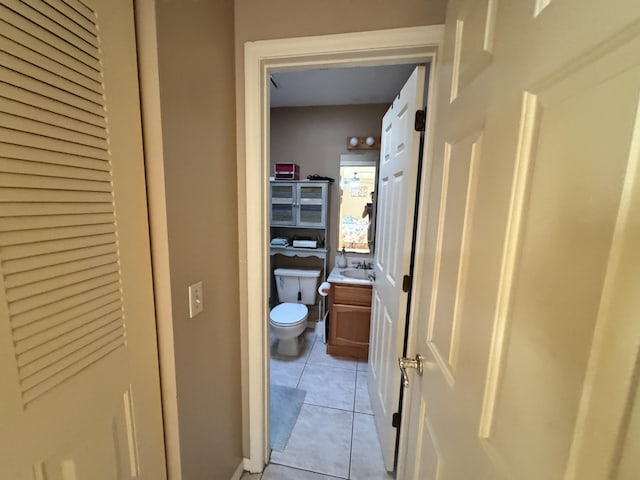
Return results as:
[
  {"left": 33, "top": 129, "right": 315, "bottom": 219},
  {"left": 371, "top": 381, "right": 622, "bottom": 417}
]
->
[
  {"left": 270, "top": 105, "right": 388, "bottom": 267},
  {"left": 151, "top": 1, "right": 242, "bottom": 478}
]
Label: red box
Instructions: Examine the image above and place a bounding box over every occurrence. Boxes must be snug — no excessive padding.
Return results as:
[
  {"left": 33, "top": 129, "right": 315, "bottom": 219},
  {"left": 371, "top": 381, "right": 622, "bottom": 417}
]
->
[{"left": 275, "top": 163, "right": 300, "bottom": 180}]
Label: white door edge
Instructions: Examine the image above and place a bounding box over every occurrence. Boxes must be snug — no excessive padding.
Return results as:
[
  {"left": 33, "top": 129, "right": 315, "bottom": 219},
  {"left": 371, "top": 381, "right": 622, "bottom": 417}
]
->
[
  {"left": 242, "top": 25, "right": 444, "bottom": 473},
  {"left": 395, "top": 59, "right": 442, "bottom": 480}
]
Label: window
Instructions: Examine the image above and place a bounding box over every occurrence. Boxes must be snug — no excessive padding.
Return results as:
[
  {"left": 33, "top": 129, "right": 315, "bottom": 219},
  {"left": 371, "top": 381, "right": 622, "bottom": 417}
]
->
[{"left": 338, "top": 153, "right": 378, "bottom": 254}]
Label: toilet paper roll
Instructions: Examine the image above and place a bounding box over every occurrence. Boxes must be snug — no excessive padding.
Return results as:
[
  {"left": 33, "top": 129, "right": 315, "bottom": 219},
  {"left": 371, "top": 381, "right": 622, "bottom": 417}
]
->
[{"left": 317, "top": 281, "right": 331, "bottom": 297}]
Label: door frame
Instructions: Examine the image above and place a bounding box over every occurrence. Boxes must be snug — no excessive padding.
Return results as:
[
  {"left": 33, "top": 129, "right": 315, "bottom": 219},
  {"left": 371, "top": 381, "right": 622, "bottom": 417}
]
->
[{"left": 242, "top": 25, "right": 444, "bottom": 472}]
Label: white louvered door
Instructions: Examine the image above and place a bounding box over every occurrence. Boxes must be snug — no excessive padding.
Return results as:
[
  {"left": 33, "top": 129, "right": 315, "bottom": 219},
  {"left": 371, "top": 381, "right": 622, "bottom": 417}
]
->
[{"left": 0, "top": 0, "right": 166, "bottom": 478}]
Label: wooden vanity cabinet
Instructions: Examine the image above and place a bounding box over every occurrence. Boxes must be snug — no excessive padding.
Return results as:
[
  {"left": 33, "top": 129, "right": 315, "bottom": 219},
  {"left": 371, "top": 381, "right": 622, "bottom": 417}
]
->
[{"left": 327, "top": 283, "right": 372, "bottom": 360}]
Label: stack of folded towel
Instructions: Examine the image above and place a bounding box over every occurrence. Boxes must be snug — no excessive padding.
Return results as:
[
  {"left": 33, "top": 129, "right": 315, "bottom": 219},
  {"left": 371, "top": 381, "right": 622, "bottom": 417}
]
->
[{"left": 270, "top": 238, "right": 289, "bottom": 247}]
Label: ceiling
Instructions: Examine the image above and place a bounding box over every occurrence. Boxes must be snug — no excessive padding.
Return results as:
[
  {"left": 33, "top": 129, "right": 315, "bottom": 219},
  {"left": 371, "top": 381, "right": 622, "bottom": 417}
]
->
[{"left": 269, "top": 64, "right": 421, "bottom": 108}]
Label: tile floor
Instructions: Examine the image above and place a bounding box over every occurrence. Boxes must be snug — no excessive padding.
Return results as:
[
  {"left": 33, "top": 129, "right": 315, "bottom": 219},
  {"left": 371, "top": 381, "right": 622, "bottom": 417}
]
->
[{"left": 242, "top": 329, "right": 394, "bottom": 480}]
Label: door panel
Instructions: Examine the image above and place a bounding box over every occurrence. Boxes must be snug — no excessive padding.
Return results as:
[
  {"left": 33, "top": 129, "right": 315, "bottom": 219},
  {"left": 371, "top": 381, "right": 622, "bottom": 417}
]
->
[
  {"left": 368, "top": 66, "right": 426, "bottom": 471},
  {"left": 401, "top": 0, "right": 640, "bottom": 479},
  {"left": 0, "top": 0, "right": 165, "bottom": 477},
  {"left": 428, "top": 131, "right": 482, "bottom": 377},
  {"left": 490, "top": 62, "right": 640, "bottom": 479}
]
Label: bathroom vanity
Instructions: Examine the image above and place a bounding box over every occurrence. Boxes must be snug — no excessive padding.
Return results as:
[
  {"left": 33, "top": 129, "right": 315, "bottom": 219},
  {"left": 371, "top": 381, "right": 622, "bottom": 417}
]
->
[{"left": 327, "top": 267, "right": 373, "bottom": 360}]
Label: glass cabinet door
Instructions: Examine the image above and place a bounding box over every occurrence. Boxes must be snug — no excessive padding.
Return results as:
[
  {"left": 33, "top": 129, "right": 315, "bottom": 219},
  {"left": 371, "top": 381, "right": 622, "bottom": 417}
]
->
[
  {"left": 270, "top": 183, "right": 295, "bottom": 225},
  {"left": 297, "top": 183, "right": 326, "bottom": 227}
]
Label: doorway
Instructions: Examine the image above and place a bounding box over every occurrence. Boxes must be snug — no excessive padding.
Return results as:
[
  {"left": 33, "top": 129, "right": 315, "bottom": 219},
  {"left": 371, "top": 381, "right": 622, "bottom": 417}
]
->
[
  {"left": 242, "top": 26, "right": 443, "bottom": 473},
  {"left": 267, "top": 68, "right": 405, "bottom": 478}
]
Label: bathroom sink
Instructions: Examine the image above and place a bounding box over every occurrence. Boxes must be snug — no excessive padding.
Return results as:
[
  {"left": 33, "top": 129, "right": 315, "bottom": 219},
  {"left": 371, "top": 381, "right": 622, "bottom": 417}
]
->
[{"left": 340, "top": 269, "right": 373, "bottom": 280}]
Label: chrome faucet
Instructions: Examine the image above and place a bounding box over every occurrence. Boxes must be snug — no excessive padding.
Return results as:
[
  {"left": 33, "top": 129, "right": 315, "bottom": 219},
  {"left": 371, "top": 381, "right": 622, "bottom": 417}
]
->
[{"left": 353, "top": 260, "right": 372, "bottom": 269}]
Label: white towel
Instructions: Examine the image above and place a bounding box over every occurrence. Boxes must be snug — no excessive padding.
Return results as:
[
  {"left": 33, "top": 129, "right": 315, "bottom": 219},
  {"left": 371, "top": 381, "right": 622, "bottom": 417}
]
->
[{"left": 317, "top": 281, "right": 331, "bottom": 296}]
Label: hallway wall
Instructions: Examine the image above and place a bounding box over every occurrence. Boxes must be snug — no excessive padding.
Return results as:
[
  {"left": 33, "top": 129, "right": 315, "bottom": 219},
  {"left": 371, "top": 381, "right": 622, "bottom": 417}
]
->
[{"left": 142, "top": 1, "right": 243, "bottom": 478}]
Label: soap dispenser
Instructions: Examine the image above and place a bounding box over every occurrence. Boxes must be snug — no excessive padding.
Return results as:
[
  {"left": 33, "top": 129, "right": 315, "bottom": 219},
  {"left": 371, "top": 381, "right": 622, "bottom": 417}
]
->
[{"left": 337, "top": 248, "right": 348, "bottom": 268}]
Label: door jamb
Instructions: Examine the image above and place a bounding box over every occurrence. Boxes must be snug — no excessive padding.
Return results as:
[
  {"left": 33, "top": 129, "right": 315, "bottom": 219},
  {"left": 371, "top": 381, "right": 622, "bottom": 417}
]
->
[{"left": 242, "top": 25, "right": 444, "bottom": 473}]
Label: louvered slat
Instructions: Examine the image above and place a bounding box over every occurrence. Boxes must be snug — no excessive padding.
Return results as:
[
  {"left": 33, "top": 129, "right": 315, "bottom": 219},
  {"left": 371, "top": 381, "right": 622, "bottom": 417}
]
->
[
  {"left": 0, "top": 96, "right": 107, "bottom": 139},
  {"left": 0, "top": 50, "right": 103, "bottom": 107},
  {"left": 8, "top": 0, "right": 99, "bottom": 51},
  {"left": 3, "top": 243, "right": 117, "bottom": 274},
  {"left": 1, "top": 83, "right": 105, "bottom": 130},
  {"left": 0, "top": 112, "right": 108, "bottom": 150},
  {"left": 0, "top": 127, "right": 109, "bottom": 160},
  {"left": 0, "top": 173, "right": 111, "bottom": 193},
  {"left": 0, "top": 35, "right": 103, "bottom": 95},
  {"left": 0, "top": 16, "right": 102, "bottom": 84},
  {"left": 0, "top": 213, "right": 115, "bottom": 232},
  {"left": 1, "top": 232, "right": 116, "bottom": 260},
  {"left": 16, "top": 309, "right": 123, "bottom": 366},
  {"left": 10, "top": 283, "right": 121, "bottom": 329},
  {"left": 0, "top": 202, "right": 113, "bottom": 218},
  {"left": 13, "top": 297, "right": 121, "bottom": 347},
  {"left": 9, "top": 272, "right": 121, "bottom": 316},
  {"left": 19, "top": 327, "right": 124, "bottom": 388},
  {"left": 7, "top": 262, "right": 120, "bottom": 302},
  {"left": 61, "top": 0, "right": 95, "bottom": 22},
  {"left": 1, "top": 144, "right": 110, "bottom": 171},
  {"left": 21, "top": 338, "right": 123, "bottom": 404},
  {"left": 38, "top": 0, "right": 98, "bottom": 40},
  {"left": 0, "top": 188, "right": 112, "bottom": 203},
  {"left": 0, "top": 66, "right": 105, "bottom": 117},
  {"left": 5, "top": 252, "right": 119, "bottom": 288},
  {"left": 0, "top": 158, "right": 111, "bottom": 182},
  {"left": 0, "top": 5, "right": 99, "bottom": 70},
  {"left": 0, "top": 223, "right": 116, "bottom": 246}
]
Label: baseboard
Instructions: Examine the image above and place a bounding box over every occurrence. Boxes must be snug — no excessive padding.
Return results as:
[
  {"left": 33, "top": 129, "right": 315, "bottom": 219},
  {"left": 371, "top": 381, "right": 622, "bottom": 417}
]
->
[
  {"left": 230, "top": 461, "right": 245, "bottom": 480},
  {"left": 242, "top": 457, "right": 263, "bottom": 475}
]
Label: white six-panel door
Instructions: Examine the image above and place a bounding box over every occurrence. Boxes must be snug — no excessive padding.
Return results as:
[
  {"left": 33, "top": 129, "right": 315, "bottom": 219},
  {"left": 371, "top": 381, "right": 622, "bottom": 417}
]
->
[
  {"left": 400, "top": 0, "right": 640, "bottom": 479},
  {"left": 368, "top": 66, "right": 425, "bottom": 472},
  {"left": 0, "top": 0, "right": 166, "bottom": 478}
]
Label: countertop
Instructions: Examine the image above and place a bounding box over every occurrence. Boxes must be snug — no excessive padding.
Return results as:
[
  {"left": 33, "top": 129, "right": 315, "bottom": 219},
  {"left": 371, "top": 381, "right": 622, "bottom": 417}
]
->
[{"left": 327, "top": 265, "right": 374, "bottom": 286}]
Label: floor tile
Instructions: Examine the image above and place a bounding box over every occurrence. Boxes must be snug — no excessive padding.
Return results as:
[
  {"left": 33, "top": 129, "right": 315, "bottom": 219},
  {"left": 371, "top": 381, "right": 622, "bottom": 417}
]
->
[
  {"left": 298, "top": 364, "right": 356, "bottom": 411},
  {"left": 271, "top": 404, "right": 353, "bottom": 478},
  {"left": 349, "top": 413, "right": 394, "bottom": 480},
  {"left": 354, "top": 370, "right": 373, "bottom": 415},
  {"left": 357, "top": 360, "right": 369, "bottom": 372},
  {"left": 307, "top": 340, "right": 358, "bottom": 371},
  {"left": 270, "top": 358, "right": 305, "bottom": 388},
  {"left": 262, "top": 463, "right": 340, "bottom": 480}
]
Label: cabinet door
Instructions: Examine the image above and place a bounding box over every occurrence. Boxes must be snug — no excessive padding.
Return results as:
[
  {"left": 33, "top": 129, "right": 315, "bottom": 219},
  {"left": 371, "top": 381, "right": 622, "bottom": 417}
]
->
[
  {"left": 296, "top": 183, "right": 326, "bottom": 227},
  {"left": 328, "top": 304, "right": 371, "bottom": 360},
  {"left": 270, "top": 182, "right": 296, "bottom": 225}
]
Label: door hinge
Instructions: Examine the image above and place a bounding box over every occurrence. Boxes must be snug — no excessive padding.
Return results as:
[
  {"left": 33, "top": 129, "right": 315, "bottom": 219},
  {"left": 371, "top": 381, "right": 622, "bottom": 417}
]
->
[
  {"left": 392, "top": 412, "right": 401, "bottom": 428},
  {"left": 402, "top": 274, "right": 412, "bottom": 293},
  {"left": 414, "top": 108, "right": 426, "bottom": 132}
]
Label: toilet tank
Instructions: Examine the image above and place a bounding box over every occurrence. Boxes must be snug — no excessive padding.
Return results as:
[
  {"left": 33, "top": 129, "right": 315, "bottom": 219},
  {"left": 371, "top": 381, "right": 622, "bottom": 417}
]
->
[{"left": 274, "top": 268, "right": 321, "bottom": 304}]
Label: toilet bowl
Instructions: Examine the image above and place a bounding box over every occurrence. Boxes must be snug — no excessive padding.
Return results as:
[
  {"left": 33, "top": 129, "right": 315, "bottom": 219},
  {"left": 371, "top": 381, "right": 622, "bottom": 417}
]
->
[
  {"left": 270, "top": 303, "right": 308, "bottom": 356},
  {"left": 270, "top": 268, "right": 321, "bottom": 356}
]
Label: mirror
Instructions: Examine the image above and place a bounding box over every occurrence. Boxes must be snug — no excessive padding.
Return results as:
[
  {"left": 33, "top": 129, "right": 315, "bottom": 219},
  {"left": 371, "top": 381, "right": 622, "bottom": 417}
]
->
[{"left": 338, "top": 153, "right": 378, "bottom": 254}]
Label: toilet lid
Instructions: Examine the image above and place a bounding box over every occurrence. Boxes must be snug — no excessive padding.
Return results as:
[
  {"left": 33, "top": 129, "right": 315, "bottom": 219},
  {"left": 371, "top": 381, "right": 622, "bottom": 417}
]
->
[{"left": 270, "top": 303, "right": 308, "bottom": 326}]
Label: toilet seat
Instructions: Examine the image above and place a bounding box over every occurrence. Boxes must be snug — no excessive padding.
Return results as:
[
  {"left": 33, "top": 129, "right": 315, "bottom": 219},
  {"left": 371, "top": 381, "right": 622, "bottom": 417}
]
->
[{"left": 270, "top": 303, "right": 308, "bottom": 326}]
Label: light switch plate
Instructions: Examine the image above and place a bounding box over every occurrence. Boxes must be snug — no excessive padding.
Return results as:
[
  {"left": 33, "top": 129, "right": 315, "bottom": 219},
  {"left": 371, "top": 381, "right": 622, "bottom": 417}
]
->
[{"left": 188, "top": 281, "right": 203, "bottom": 318}]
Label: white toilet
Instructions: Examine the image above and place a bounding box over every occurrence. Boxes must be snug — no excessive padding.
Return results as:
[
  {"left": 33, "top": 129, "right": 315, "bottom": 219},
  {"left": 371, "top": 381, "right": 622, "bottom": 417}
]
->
[{"left": 270, "top": 268, "right": 321, "bottom": 356}]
